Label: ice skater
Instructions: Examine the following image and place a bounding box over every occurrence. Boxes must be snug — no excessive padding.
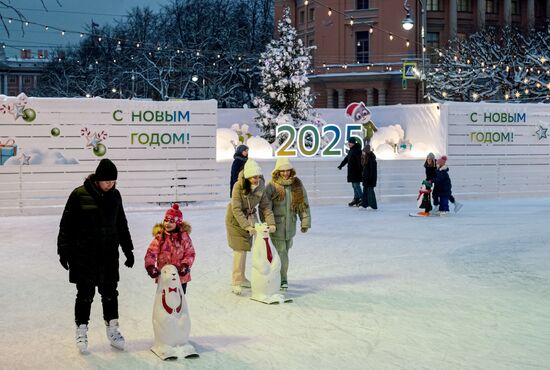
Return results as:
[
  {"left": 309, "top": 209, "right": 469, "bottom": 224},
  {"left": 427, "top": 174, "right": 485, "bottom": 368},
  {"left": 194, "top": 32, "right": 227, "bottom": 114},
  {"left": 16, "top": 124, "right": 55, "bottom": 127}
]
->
[
  {"left": 360, "top": 144, "right": 378, "bottom": 210},
  {"left": 57, "top": 159, "right": 134, "bottom": 353},
  {"left": 265, "top": 158, "right": 311, "bottom": 290},
  {"left": 226, "top": 159, "right": 276, "bottom": 295},
  {"left": 434, "top": 155, "right": 453, "bottom": 215},
  {"left": 426, "top": 153, "right": 462, "bottom": 213},
  {"left": 144, "top": 203, "right": 196, "bottom": 295},
  {"left": 338, "top": 137, "right": 363, "bottom": 207}
]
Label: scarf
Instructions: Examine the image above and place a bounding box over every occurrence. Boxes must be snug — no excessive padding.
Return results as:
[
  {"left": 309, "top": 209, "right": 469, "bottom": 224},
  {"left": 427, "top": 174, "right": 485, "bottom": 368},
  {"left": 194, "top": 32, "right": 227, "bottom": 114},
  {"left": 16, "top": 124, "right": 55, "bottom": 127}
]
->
[{"left": 272, "top": 175, "right": 308, "bottom": 214}]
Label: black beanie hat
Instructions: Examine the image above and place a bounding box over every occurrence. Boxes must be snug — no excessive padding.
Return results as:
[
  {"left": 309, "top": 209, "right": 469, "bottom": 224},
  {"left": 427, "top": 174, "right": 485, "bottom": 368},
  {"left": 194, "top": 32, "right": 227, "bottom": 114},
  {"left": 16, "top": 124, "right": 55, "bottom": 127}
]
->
[{"left": 95, "top": 159, "right": 118, "bottom": 181}]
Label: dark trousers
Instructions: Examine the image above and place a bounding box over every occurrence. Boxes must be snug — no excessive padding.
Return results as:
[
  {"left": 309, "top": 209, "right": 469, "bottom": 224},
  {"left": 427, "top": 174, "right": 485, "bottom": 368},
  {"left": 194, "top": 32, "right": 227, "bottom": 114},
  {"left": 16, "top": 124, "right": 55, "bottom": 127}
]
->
[
  {"left": 438, "top": 196, "right": 450, "bottom": 212},
  {"left": 75, "top": 281, "right": 118, "bottom": 326},
  {"left": 181, "top": 283, "right": 187, "bottom": 294},
  {"left": 361, "top": 186, "right": 378, "bottom": 209}
]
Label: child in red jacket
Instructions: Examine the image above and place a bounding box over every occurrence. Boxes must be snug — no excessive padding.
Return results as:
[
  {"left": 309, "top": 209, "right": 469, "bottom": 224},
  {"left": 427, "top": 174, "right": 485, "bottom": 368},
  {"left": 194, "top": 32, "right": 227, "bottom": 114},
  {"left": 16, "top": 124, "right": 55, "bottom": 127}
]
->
[{"left": 144, "top": 203, "right": 196, "bottom": 294}]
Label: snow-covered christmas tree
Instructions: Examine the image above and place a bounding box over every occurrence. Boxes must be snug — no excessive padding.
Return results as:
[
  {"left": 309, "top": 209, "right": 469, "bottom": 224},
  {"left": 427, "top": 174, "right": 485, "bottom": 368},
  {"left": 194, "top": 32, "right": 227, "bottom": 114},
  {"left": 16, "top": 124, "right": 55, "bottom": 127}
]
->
[
  {"left": 427, "top": 27, "right": 550, "bottom": 102},
  {"left": 254, "top": 7, "right": 315, "bottom": 144}
]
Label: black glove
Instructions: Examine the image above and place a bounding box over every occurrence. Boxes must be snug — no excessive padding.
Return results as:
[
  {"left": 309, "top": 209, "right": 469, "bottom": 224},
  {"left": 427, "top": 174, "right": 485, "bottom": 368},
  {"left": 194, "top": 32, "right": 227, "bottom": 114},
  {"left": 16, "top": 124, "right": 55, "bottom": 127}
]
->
[
  {"left": 337, "top": 166, "right": 342, "bottom": 170},
  {"left": 178, "top": 264, "right": 190, "bottom": 277},
  {"left": 146, "top": 265, "right": 160, "bottom": 278},
  {"left": 59, "top": 255, "right": 69, "bottom": 271},
  {"left": 124, "top": 251, "right": 134, "bottom": 268}
]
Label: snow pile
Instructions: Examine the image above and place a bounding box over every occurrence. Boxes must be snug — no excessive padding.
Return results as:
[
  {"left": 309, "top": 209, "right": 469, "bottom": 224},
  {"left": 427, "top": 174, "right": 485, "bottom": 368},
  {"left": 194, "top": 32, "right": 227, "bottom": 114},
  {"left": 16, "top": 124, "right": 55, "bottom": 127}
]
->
[
  {"left": 4, "top": 147, "right": 79, "bottom": 165},
  {"left": 216, "top": 128, "right": 273, "bottom": 161}
]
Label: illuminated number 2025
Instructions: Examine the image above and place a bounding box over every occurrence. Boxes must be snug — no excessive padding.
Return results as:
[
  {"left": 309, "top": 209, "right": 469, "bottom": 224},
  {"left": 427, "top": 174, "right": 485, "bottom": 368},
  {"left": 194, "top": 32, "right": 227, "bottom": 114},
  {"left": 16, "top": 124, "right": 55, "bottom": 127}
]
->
[{"left": 275, "top": 124, "right": 362, "bottom": 157}]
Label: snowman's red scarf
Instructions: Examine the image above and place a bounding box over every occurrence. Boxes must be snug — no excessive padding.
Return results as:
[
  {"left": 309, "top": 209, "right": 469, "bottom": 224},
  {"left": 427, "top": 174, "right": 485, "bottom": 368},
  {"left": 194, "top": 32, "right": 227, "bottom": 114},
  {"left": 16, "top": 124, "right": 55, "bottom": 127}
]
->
[
  {"left": 162, "top": 287, "right": 182, "bottom": 314},
  {"left": 263, "top": 237, "right": 273, "bottom": 263}
]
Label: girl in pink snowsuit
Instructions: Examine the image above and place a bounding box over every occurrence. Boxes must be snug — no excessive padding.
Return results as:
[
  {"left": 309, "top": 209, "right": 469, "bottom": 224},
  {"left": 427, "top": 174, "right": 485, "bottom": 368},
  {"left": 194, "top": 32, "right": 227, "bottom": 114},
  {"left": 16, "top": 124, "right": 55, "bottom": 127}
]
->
[{"left": 144, "top": 203, "right": 196, "bottom": 294}]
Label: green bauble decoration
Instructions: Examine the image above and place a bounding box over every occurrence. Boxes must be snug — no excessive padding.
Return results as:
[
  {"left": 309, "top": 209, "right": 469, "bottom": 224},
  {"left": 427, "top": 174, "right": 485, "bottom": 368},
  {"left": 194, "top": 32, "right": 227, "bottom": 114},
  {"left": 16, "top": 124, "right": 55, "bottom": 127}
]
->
[
  {"left": 22, "top": 108, "right": 36, "bottom": 122},
  {"left": 93, "top": 143, "right": 107, "bottom": 157},
  {"left": 50, "top": 127, "right": 60, "bottom": 137}
]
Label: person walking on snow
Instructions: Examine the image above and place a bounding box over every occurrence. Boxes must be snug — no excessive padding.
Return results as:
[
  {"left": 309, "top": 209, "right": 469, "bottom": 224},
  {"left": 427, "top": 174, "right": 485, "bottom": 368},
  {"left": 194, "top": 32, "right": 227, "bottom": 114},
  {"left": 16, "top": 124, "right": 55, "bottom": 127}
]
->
[
  {"left": 230, "top": 144, "right": 248, "bottom": 197},
  {"left": 338, "top": 137, "right": 363, "bottom": 207},
  {"left": 144, "top": 203, "right": 196, "bottom": 294},
  {"left": 226, "top": 159, "right": 276, "bottom": 295},
  {"left": 265, "top": 158, "right": 311, "bottom": 290},
  {"left": 57, "top": 158, "right": 134, "bottom": 353}
]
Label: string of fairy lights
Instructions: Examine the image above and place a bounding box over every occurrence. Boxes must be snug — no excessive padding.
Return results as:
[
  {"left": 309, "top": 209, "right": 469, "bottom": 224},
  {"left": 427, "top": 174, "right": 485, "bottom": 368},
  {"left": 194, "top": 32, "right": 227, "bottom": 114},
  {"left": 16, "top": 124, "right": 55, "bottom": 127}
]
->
[{"left": 1, "top": 4, "right": 549, "bottom": 102}]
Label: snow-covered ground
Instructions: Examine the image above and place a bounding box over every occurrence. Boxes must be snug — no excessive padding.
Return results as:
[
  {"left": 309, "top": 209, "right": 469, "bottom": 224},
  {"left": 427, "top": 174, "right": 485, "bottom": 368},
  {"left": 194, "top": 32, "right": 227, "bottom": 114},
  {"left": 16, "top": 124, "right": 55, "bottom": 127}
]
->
[{"left": 1, "top": 197, "right": 549, "bottom": 370}]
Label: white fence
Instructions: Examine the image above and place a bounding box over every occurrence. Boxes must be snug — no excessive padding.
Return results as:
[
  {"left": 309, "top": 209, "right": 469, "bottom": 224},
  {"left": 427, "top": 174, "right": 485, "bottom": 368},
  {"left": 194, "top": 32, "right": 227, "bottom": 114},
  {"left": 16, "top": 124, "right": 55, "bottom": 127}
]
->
[{"left": 2, "top": 156, "right": 549, "bottom": 216}]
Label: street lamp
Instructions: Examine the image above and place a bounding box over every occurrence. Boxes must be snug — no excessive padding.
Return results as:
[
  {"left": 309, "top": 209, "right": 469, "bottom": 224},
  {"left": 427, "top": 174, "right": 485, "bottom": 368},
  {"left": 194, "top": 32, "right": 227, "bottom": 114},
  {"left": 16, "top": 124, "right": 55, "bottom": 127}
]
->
[{"left": 402, "top": 0, "right": 426, "bottom": 102}]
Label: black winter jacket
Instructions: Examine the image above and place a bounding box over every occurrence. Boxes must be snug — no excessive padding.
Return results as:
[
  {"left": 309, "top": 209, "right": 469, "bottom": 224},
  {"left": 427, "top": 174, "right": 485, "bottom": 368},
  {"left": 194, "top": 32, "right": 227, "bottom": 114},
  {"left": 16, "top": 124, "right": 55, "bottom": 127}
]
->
[
  {"left": 434, "top": 167, "right": 452, "bottom": 197},
  {"left": 362, "top": 152, "right": 378, "bottom": 187},
  {"left": 230, "top": 155, "right": 248, "bottom": 197},
  {"left": 57, "top": 175, "right": 134, "bottom": 285},
  {"left": 338, "top": 144, "right": 363, "bottom": 183}
]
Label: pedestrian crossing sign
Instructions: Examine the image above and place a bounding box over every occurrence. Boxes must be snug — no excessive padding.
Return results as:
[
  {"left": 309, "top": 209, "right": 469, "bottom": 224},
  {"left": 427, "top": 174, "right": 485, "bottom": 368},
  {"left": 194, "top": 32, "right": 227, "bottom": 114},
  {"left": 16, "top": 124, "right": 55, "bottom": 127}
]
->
[{"left": 402, "top": 62, "right": 417, "bottom": 80}]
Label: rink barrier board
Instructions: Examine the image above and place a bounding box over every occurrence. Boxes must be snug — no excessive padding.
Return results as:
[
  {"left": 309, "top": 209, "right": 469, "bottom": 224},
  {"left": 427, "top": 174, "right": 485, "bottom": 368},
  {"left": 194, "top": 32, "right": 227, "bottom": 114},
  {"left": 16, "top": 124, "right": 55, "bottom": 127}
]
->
[{"left": 1, "top": 157, "right": 550, "bottom": 215}]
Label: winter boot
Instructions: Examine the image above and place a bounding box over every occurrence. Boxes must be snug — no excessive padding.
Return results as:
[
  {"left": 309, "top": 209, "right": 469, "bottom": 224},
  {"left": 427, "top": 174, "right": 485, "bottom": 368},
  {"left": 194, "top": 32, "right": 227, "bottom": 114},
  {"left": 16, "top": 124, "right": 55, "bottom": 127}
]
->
[
  {"left": 240, "top": 279, "right": 251, "bottom": 288},
  {"left": 105, "top": 319, "right": 125, "bottom": 350},
  {"left": 356, "top": 200, "right": 362, "bottom": 207},
  {"left": 75, "top": 324, "right": 88, "bottom": 353},
  {"left": 417, "top": 211, "right": 430, "bottom": 217},
  {"left": 280, "top": 281, "right": 288, "bottom": 291},
  {"left": 231, "top": 285, "right": 242, "bottom": 295},
  {"left": 454, "top": 202, "right": 463, "bottom": 213}
]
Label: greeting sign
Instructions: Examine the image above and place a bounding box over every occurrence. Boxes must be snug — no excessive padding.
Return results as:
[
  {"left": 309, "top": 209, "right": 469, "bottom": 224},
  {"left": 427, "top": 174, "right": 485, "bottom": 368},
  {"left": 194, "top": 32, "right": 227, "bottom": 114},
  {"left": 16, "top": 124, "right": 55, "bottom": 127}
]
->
[
  {"left": 445, "top": 103, "right": 550, "bottom": 158},
  {"left": 0, "top": 95, "right": 217, "bottom": 165}
]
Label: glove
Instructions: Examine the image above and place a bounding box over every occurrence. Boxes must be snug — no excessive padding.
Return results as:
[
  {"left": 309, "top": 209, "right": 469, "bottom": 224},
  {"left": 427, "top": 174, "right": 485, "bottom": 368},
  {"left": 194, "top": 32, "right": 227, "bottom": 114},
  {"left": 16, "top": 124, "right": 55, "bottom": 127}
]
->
[
  {"left": 146, "top": 265, "right": 160, "bottom": 278},
  {"left": 301, "top": 227, "right": 308, "bottom": 233},
  {"left": 337, "top": 166, "right": 342, "bottom": 170},
  {"left": 178, "top": 264, "right": 190, "bottom": 277},
  {"left": 59, "top": 255, "right": 69, "bottom": 271},
  {"left": 124, "top": 251, "right": 134, "bottom": 268},
  {"left": 268, "top": 225, "right": 276, "bottom": 233},
  {"left": 246, "top": 227, "right": 256, "bottom": 236}
]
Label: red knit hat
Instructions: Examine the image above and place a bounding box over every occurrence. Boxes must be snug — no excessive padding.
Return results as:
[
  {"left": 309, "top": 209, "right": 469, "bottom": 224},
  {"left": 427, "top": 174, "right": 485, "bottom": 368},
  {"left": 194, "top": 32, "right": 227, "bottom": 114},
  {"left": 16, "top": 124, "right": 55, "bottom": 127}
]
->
[
  {"left": 436, "top": 155, "right": 448, "bottom": 167},
  {"left": 164, "top": 203, "right": 183, "bottom": 223}
]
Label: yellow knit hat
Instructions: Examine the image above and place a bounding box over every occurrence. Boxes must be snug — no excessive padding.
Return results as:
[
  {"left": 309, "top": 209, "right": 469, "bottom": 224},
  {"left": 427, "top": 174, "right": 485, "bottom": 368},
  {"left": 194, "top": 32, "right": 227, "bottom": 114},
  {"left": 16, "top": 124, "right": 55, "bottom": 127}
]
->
[
  {"left": 274, "top": 157, "right": 293, "bottom": 171},
  {"left": 243, "top": 159, "right": 262, "bottom": 178}
]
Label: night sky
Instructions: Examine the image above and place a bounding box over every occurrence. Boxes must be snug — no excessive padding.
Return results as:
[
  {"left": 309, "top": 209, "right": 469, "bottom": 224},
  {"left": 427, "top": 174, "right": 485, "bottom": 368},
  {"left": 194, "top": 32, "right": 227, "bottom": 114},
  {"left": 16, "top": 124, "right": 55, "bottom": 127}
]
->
[{"left": 0, "top": 0, "right": 164, "bottom": 57}]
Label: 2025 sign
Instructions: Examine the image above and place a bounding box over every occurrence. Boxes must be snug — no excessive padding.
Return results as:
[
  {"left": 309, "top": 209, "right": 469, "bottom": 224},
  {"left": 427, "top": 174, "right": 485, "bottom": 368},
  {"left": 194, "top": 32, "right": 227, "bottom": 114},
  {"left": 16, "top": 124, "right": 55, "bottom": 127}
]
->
[{"left": 275, "top": 124, "right": 364, "bottom": 157}]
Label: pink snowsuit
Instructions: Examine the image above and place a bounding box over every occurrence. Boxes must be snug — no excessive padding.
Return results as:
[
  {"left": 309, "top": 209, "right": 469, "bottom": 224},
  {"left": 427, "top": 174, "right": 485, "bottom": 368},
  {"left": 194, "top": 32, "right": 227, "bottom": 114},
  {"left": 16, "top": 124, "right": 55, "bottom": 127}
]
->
[{"left": 144, "top": 224, "right": 196, "bottom": 284}]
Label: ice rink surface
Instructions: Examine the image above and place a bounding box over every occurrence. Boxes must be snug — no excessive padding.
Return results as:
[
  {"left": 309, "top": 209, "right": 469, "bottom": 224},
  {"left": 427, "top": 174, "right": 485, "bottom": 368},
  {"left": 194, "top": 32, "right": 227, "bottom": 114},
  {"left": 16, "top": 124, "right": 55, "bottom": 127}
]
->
[{"left": 1, "top": 197, "right": 549, "bottom": 370}]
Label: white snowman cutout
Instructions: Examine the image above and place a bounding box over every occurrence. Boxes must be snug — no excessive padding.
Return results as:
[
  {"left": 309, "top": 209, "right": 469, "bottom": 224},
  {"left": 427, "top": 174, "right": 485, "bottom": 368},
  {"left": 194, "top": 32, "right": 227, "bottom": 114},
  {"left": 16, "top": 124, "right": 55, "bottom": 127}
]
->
[
  {"left": 250, "top": 223, "right": 292, "bottom": 304},
  {"left": 151, "top": 264, "right": 198, "bottom": 360}
]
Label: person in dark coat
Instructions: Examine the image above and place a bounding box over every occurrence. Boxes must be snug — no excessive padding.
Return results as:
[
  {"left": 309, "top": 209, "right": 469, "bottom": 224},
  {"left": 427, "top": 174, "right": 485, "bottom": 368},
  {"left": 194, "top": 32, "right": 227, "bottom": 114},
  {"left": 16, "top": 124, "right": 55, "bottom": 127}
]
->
[
  {"left": 57, "top": 158, "right": 134, "bottom": 353},
  {"left": 338, "top": 137, "right": 363, "bottom": 206},
  {"left": 426, "top": 152, "right": 462, "bottom": 212},
  {"left": 360, "top": 144, "right": 378, "bottom": 209},
  {"left": 434, "top": 155, "right": 452, "bottom": 214},
  {"left": 230, "top": 144, "right": 249, "bottom": 197}
]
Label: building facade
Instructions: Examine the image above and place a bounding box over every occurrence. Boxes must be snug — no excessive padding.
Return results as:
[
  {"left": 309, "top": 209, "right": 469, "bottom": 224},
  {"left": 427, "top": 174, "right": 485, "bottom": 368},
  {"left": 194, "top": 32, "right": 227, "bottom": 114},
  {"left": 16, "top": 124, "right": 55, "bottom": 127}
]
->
[
  {"left": 0, "top": 47, "right": 48, "bottom": 96},
  {"left": 275, "top": 0, "right": 550, "bottom": 107}
]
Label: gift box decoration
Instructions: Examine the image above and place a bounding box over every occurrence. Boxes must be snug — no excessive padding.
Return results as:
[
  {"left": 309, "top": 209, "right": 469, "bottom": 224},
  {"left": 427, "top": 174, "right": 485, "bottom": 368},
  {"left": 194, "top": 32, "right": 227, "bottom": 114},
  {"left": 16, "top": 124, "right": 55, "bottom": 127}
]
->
[{"left": 0, "top": 138, "right": 18, "bottom": 165}]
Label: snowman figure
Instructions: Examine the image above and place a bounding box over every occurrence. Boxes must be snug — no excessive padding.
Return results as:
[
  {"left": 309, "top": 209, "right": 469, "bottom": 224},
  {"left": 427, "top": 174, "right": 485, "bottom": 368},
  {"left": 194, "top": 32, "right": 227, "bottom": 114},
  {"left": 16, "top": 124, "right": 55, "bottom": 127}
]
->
[{"left": 345, "top": 102, "right": 378, "bottom": 145}]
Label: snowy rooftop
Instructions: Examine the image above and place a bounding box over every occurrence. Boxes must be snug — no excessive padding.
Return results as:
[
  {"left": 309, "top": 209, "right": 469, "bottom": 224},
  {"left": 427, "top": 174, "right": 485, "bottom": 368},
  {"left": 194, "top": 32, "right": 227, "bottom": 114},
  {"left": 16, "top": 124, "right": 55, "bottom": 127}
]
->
[{"left": 1, "top": 197, "right": 548, "bottom": 369}]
